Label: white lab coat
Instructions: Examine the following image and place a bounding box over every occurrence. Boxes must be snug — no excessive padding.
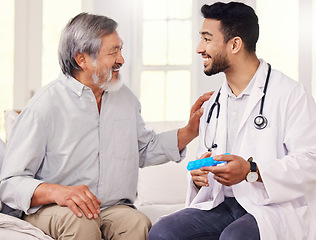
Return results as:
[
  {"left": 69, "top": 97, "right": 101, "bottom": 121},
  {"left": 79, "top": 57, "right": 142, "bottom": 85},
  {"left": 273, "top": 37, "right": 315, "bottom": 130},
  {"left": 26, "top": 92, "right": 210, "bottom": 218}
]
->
[{"left": 186, "top": 60, "right": 316, "bottom": 240}]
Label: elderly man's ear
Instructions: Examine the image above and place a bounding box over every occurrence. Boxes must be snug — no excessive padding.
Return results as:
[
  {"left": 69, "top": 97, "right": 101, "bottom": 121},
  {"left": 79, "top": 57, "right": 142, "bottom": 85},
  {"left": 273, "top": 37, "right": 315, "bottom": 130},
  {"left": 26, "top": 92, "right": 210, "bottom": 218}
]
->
[{"left": 74, "top": 52, "right": 90, "bottom": 70}]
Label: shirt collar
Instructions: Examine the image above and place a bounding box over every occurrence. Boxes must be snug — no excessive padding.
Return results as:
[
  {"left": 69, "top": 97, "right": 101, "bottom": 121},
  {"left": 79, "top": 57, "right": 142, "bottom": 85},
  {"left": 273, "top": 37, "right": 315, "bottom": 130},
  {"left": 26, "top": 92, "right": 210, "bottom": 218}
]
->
[
  {"left": 59, "top": 73, "right": 90, "bottom": 97},
  {"left": 226, "top": 60, "right": 263, "bottom": 99}
]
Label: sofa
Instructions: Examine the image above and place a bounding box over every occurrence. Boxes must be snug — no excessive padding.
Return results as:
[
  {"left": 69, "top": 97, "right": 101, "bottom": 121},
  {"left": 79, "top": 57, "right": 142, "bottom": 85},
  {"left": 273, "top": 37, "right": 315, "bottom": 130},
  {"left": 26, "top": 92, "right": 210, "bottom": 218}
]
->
[
  {"left": 135, "top": 121, "right": 198, "bottom": 224},
  {"left": 0, "top": 111, "right": 198, "bottom": 236}
]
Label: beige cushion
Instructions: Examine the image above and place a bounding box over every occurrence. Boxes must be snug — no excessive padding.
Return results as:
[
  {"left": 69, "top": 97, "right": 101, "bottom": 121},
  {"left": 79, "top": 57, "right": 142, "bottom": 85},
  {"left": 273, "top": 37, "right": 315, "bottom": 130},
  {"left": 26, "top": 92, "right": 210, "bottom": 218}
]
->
[{"left": 136, "top": 121, "right": 198, "bottom": 206}]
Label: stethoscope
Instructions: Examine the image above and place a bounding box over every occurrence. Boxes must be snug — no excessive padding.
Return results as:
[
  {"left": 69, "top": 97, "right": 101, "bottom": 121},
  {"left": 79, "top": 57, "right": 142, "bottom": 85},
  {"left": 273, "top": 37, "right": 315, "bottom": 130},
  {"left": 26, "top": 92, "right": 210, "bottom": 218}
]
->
[{"left": 204, "top": 63, "right": 272, "bottom": 152}]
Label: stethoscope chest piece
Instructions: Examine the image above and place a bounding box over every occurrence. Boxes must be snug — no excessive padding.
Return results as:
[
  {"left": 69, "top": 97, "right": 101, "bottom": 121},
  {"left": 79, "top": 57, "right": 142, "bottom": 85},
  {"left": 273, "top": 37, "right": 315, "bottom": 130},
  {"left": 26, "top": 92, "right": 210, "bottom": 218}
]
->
[
  {"left": 253, "top": 115, "right": 268, "bottom": 130},
  {"left": 252, "top": 63, "right": 271, "bottom": 130}
]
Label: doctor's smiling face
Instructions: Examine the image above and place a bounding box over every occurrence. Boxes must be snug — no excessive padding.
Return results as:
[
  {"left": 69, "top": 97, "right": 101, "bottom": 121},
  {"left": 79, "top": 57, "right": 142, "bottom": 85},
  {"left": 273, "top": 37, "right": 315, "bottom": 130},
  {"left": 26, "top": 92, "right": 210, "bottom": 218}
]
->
[{"left": 196, "top": 19, "right": 230, "bottom": 76}]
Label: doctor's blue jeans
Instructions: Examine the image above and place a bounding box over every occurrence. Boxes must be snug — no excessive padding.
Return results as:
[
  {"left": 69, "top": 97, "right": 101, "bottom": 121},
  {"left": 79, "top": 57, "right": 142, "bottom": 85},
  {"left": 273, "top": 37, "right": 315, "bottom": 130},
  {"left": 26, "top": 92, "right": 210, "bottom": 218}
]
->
[{"left": 148, "top": 197, "right": 260, "bottom": 240}]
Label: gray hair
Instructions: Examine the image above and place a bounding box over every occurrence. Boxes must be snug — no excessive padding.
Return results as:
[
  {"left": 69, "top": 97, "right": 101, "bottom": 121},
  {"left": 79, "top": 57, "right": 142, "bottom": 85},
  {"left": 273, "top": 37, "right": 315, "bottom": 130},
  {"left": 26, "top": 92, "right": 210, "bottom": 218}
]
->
[{"left": 58, "top": 12, "right": 118, "bottom": 77}]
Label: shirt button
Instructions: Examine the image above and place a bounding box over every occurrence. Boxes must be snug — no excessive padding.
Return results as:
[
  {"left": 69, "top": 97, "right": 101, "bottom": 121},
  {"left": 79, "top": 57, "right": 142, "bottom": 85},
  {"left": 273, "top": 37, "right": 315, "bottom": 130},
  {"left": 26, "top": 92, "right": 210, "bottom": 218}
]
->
[
  {"left": 101, "top": 153, "right": 104, "bottom": 157},
  {"left": 100, "top": 181, "right": 103, "bottom": 185}
]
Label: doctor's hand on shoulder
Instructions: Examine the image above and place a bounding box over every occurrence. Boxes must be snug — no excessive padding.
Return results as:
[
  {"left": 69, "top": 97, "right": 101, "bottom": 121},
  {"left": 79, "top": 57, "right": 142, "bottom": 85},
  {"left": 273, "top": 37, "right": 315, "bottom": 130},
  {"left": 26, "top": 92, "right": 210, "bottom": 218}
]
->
[
  {"left": 191, "top": 153, "right": 262, "bottom": 188},
  {"left": 177, "top": 92, "right": 214, "bottom": 151}
]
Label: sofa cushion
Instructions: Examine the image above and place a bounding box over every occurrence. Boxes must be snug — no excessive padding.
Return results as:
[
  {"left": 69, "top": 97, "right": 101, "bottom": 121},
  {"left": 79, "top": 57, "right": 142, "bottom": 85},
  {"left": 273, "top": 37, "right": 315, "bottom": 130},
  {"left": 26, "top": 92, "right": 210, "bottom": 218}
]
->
[
  {"left": 0, "top": 213, "right": 53, "bottom": 240},
  {"left": 136, "top": 121, "right": 198, "bottom": 206},
  {"left": 137, "top": 203, "right": 185, "bottom": 224}
]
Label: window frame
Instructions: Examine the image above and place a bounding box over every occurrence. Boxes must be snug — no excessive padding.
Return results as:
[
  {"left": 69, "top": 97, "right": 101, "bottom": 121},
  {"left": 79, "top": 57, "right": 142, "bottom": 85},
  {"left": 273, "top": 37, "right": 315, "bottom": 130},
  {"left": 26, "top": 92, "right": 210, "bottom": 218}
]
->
[{"left": 131, "top": 0, "right": 195, "bottom": 121}]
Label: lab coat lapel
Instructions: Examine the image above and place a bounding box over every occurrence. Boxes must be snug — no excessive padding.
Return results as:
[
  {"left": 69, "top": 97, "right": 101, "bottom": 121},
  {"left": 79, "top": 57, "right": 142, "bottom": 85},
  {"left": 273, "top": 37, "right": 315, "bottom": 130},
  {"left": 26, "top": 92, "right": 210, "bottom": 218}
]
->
[
  {"left": 210, "top": 82, "right": 229, "bottom": 206},
  {"left": 237, "top": 86, "right": 263, "bottom": 133},
  {"left": 215, "top": 83, "right": 229, "bottom": 155},
  {"left": 192, "top": 82, "right": 229, "bottom": 210},
  {"left": 236, "top": 63, "right": 268, "bottom": 138}
]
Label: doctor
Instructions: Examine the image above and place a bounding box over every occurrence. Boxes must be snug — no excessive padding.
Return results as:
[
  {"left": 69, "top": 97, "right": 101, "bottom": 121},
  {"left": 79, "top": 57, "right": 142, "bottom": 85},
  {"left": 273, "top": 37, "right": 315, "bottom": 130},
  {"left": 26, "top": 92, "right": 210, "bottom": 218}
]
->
[{"left": 149, "top": 2, "right": 316, "bottom": 240}]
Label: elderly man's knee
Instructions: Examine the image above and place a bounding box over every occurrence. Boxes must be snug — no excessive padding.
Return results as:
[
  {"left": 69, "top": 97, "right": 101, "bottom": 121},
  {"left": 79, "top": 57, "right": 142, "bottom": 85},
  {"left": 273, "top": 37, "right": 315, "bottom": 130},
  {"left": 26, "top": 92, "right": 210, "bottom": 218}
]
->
[
  {"left": 24, "top": 205, "right": 102, "bottom": 240},
  {"left": 132, "top": 210, "right": 152, "bottom": 228},
  {"left": 101, "top": 205, "right": 152, "bottom": 239},
  {"left": 63, "top": 207, "right": 98, "bottom": 224},
  {"left": 58, "top": 208, "right": 101, "bottom": 239},
  {"left": 115, "top": 206, "right": 152, "bottom": 232}
]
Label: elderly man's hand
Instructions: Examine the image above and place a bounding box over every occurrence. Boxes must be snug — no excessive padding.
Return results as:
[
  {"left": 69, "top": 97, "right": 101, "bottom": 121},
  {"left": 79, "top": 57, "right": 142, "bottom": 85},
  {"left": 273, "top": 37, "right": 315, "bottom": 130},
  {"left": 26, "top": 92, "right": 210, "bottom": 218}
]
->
[
  {"left": 177, "top": 92, "right": 213, "bottom": 151},
  {"left": 190, "top": 152, "right": 212, "bottom": 189},
  {"left": 188, "top": 92, "right": 214, "bottom": 136},
  {"left": 31, "top": 183, "right": 102, "bottom": 219},
  {"left": 54, "top": 184, "right": 102, "bottom": 219}
]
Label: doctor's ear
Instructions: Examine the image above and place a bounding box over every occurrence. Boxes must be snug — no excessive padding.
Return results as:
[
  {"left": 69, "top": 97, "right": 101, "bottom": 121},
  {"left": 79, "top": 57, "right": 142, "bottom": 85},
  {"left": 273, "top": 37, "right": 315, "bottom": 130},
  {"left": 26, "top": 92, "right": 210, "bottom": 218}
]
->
[{"left": 230, "top": 37, "right": 242, "bottom": 54}]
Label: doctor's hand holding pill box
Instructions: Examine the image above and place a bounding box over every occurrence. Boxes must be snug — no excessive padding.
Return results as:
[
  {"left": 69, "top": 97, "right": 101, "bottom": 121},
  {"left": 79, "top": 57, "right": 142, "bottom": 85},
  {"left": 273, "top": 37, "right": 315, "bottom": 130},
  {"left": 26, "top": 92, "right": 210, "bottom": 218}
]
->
[{"left": 189, "top": 152, "right": 256, "bottom": 188}]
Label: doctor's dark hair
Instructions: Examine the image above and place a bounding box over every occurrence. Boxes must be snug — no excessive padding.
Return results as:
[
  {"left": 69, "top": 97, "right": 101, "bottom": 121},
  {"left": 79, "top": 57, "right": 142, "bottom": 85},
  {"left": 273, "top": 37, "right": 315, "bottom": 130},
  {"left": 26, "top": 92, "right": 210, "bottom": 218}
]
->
[
  {"left": 58, "top": 12, "right": 118, "bottom": 78},
  {"left": 201, "top": 2, "right": 259, "bottom": 52}
]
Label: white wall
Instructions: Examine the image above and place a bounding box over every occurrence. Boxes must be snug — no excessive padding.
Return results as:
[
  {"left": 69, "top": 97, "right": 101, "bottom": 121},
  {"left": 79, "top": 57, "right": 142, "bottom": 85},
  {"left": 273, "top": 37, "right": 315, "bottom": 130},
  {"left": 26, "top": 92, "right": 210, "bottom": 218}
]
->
[{"left": 14, "top": 0, "right": 42, "bottom": 110}]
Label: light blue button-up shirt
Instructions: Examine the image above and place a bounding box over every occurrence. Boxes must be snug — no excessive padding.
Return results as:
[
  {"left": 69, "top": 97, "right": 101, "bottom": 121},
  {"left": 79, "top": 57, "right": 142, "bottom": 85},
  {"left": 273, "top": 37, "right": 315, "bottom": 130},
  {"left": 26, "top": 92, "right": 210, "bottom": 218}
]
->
[{"left": 0, "top": 74, "right": 184, "bottom": 214}]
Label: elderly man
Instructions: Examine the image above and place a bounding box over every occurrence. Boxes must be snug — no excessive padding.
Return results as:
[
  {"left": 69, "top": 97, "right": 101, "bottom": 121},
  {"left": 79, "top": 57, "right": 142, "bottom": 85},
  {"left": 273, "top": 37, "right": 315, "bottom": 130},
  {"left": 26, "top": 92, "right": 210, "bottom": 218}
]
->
[{"left": 0, "top": 13, "right": 210, "bottom": 240}]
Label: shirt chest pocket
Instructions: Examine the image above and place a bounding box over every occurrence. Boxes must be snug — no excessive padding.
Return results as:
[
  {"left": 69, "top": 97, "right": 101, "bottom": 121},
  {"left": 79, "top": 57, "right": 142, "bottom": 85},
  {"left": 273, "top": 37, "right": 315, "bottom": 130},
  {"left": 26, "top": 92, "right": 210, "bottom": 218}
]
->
[{"left": 113, "top": 119, "right": 138, "bottom": 161}]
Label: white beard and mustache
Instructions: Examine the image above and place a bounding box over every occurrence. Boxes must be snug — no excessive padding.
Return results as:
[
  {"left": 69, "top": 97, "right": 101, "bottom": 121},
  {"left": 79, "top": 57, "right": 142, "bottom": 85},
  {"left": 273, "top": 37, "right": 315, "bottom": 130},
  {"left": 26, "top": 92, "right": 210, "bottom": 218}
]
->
[{"left": 92, "top": 64, "right": 123, "bottom": 92}]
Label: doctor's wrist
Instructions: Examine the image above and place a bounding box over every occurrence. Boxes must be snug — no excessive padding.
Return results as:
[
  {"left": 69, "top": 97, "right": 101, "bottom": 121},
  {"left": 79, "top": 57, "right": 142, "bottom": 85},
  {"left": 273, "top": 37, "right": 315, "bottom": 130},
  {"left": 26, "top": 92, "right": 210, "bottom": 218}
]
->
[{"left": 245, "top": 157, "right": 262, "bottom": 183}]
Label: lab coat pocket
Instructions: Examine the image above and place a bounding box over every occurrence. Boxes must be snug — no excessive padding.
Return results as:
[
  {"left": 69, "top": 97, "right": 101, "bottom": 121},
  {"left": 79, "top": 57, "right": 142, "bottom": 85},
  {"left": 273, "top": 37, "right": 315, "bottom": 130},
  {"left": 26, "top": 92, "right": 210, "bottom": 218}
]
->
[{"left": 113, "top": 119, "right": 137, "bottom": 161}]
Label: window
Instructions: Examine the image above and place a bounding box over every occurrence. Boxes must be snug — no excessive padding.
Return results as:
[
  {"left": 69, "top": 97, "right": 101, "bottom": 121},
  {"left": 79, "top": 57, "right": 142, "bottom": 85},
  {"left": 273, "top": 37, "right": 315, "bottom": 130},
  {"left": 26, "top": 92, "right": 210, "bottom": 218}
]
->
[
  {"left": 139, "top": 0, "right": 192, "bottom": 121},
  {"left": 42, "top": 0, "right": 82, "bottom": 86},
  {"left": 0, "top": 0, "right": 14, "bottom": 140}
]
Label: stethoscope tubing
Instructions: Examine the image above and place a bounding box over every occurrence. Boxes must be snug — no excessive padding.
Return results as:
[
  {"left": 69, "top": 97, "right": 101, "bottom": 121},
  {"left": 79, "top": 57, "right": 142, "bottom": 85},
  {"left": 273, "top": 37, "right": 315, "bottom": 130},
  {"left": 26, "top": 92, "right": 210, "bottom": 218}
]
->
[
  {"left": 259, "top": 63, "right": 271, "bottom": 115},
  {"left": 204, "top": 63, "right": 271, "bottom": 152}
]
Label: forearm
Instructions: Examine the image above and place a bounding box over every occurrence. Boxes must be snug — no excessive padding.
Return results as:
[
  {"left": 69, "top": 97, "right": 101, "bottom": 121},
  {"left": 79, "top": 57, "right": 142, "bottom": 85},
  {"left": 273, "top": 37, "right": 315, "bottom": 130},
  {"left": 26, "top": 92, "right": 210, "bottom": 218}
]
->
[
  {"left": 178, "top": 91, "right": 213, "bottom": 151},
  {"left": 31, "top": 183, "right": 57, "bottom": 207},
  {"left": 177, "top": 126, "right": 198, "bottom": 151}
]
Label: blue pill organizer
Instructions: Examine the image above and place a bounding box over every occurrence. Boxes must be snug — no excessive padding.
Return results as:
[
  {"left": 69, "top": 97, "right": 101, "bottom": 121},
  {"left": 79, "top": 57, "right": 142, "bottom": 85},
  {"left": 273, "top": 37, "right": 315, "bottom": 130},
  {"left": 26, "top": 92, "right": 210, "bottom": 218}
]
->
[{"left": 187, "top": 153, "right": 230, "bottom": 171}]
